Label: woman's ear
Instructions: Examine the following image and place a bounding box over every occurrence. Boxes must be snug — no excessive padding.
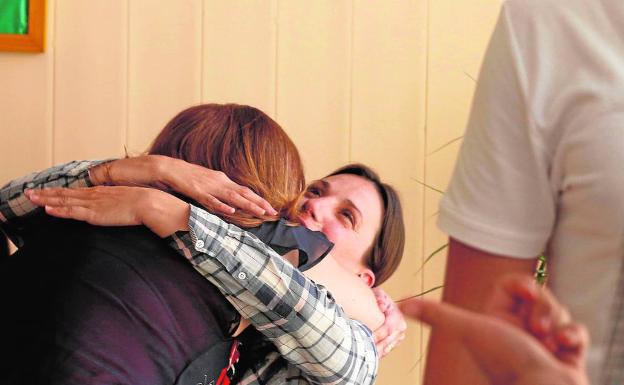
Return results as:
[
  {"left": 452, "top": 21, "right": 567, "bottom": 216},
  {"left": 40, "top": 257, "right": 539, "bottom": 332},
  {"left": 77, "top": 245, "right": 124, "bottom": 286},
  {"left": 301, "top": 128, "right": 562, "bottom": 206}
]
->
[{"left": 358, "top": 269, "right": 376, "bottom": 288}]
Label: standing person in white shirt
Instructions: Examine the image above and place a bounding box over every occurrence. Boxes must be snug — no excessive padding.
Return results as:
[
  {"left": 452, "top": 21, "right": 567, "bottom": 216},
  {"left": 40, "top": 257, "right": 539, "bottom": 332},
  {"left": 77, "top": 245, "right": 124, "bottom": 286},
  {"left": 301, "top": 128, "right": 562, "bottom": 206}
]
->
[{"left": 424, "top": 0, "right": 624, "bottom": 384}]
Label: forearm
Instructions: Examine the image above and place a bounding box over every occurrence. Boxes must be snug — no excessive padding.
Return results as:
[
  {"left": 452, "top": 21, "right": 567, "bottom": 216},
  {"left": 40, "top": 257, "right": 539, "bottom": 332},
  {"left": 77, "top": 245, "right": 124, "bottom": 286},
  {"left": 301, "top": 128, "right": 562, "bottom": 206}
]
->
[
  {"left": 88, "top": 155, "right": 171, "bottom": 188},
  {"left": 168, "top": 205, "right": 378, "bottom": 385},
  {"left": 424, "top": 239, "right": 537, "bottom": 385},
  {"left": 0, "top": 160, "right": 109, "bottom": 246},
  {"left": 516, "top": 370, "right": 587, "bottom": 385},
  {"left": 424, "top": 331, "right": 488, "bottom": 385}
]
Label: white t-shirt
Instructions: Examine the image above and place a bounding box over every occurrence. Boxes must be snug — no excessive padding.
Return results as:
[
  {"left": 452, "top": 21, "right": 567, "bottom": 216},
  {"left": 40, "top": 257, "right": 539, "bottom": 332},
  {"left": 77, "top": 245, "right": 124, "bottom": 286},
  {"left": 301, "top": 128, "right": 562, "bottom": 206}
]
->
[{"left": 438, "top": 0, "right": 624, "bottom": 383}]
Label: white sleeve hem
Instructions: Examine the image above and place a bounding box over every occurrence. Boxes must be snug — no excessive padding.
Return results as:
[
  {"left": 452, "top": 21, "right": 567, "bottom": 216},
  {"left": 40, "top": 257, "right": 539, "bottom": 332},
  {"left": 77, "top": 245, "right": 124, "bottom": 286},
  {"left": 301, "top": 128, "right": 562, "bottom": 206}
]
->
[{"left": 437, "top": 199, "right": 545, "bottom": 259}]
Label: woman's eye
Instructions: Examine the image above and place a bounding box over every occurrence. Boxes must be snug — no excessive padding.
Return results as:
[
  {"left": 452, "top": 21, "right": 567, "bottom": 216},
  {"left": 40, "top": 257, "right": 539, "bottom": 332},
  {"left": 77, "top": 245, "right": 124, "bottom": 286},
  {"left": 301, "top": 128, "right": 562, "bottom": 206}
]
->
[
  {"left": 341, "top": 210, "right": 355, "bottom": 227},
  {"left": 306, "top": 187, "right": 321, "bottom": 197}
]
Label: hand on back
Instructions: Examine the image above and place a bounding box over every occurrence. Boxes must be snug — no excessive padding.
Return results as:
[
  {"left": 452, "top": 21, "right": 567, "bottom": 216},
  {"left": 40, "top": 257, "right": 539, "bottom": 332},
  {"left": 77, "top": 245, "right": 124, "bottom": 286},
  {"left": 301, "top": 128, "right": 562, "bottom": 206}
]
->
[
  {"left": 90, "top": 155, "right": 277, "bottom": 218},
  {"left": 372, "top": 287, "right": 407, "bottom": 357},
  {"left": 25, "top": 186, "right": 190, "bottom": 238}
]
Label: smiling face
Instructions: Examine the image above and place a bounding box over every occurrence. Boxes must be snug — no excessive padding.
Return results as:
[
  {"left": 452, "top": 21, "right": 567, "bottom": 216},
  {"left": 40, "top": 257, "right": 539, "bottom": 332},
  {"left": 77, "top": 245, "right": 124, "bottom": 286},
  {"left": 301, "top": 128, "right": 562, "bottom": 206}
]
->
[{"left": 297, "top": 173, "right": 384, "bottom": 287}]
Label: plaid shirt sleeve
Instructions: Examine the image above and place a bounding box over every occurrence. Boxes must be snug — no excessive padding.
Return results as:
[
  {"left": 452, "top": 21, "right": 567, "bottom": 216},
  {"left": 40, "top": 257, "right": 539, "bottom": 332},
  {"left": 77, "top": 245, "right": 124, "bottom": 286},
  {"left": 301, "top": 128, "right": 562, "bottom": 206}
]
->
[
  {"left": 169, "top": 204, "right": 379, "bottom": 385},
  {"left": 0, "top": 160, "right": 110, "bottom": 247},
  {"left": 236, "top": 352, "right": 318, "bottom": 385}
]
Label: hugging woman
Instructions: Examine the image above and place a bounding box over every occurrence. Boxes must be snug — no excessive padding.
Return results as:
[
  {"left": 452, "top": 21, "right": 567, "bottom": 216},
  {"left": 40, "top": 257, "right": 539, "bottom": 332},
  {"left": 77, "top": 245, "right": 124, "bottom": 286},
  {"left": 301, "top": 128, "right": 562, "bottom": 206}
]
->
[{"left": 0, "top": 104, "right": 405, "bottom": 385}]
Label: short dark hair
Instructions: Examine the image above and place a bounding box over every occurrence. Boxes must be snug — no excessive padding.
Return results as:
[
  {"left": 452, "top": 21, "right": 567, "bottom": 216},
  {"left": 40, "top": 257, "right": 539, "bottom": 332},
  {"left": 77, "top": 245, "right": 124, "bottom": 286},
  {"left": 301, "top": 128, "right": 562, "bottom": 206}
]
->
[{"left": 328, "top": 164, "right": 405, "bottom": 286}]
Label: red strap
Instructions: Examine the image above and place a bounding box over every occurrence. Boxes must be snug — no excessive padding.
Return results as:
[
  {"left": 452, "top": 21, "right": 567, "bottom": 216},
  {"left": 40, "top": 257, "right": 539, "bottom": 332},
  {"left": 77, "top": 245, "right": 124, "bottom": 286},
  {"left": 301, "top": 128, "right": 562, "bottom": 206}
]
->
[
  {"left": 215, "top": 340, "right": 240, "bottom": 384},
  {"left": 216, "top": 368, "right": 230, "bottom": 385},
  {"left": 228, "top": 340, "right": 241, "bottom": 368}
]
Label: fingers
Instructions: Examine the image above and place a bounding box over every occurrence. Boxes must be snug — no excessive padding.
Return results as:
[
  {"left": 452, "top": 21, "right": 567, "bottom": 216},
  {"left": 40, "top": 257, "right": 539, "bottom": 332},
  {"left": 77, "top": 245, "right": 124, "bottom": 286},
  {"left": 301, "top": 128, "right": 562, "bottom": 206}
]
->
[
  {"left": 198, "top": 169, "right": 277, "bottom": 216},
  {"left": 167, "top": 164, "right": 278, "bottom": 217},
  {"left": 376, "top": 331, "right": 406, "bottom": 357},
  {"left": 487, "top": 273, "right": 538, "bottom": 316},
  {"left": 373, "top": 287, "right": 392, "bottom": 313},
  {"left": 237, "top": 187, "right": 278, "bottom": 216},
  {"left": 399, "top": 298, "right": 556, "bottom": 381},
  {"left": 528, "top": 289, "right": 571, "bottom": 338},
  {"left": 199, "top": 186, "right": 278, "bottom": 218},
  {"left": 200, "top": 194, "right": 236, "bottom": 215},
  {"left": 373, "top": 325, "right": 389, "bottom": 344},
  {"left": 487, "top": 273, "right": 571, "bottom": 338},
  {"left": 25, "top": 188, "right": 88, "bottom": 207},
  {"left": 501, "top": 274, "right": 571, "bottom": 340},
  {"left": 44, "top": 205, "right": 92, "bottom": 222},
  {"left": 373, "top": 289, "right": 407, "bottom": 357},
  {"left": 554, "top": 323, "right": 589, "bottom": 368},
  {"left": 224, "top": 188, "right": 269, "bottom": 217},
  {"left": 25, "top": 188, "right": 94, "bottom": 222},
  {"left": 373, "top": 313, "right": 405, "bottom": 355},
  {"left": 497, "top": 273, "right": 539, "bottom": 303},
  {"left": 399, "top": 298, "right": 445, "bottom": 326},
  {"left": 482, "top": 274, "right": 588, "bottom": 374}
]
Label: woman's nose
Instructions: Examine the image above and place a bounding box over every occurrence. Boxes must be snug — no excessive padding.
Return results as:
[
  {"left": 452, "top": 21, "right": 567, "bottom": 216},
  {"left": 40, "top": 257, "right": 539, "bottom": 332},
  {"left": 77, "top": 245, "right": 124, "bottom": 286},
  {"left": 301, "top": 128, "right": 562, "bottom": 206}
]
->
[
  {"left": 302, "top": 199, "right": 317, "bottom": 221},
  {"left": 305, "top": 197, "right": 327, "bottom": 221}
]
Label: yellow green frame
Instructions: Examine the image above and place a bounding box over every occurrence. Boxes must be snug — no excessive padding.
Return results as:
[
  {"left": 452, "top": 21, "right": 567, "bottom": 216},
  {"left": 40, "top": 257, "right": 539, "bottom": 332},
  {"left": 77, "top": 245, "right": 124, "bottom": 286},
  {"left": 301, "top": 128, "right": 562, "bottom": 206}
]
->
[{"left": 0, "top": 0, "right": 46, "bottom": 53}]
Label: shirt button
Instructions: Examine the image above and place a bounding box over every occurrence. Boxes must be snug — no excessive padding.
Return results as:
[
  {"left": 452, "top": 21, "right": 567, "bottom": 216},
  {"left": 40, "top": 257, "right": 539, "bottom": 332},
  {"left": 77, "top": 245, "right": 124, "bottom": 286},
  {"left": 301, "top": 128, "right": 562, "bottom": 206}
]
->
[
  {"left": 237, "top": 272, "right": 247, "bottom": 280},
  {"left": 195, "top": 240, "right": 205, "bottom": 249}
]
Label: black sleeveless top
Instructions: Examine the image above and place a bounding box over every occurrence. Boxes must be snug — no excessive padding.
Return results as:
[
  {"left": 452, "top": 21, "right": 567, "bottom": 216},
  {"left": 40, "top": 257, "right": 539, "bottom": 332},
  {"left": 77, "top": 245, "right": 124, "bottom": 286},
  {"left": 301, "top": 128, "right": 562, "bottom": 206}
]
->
[
  {"left": 0, "top": 216, "right": 333, "bottom": 385},
  {"left": 0, "top": 217, "right": 239, "bottom": 384}
]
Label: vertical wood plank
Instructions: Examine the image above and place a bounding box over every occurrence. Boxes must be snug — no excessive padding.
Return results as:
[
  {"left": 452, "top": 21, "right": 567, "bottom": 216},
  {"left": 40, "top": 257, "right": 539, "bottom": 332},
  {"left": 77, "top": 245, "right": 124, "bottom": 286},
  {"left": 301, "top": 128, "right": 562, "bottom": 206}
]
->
[
  {"left": 127, "top": 0, "right": 202, "bottom": 154},
  {"left": 53, "top": 0, "right": 127, "bottom": 163},
  {"left": 351, "top": 1, "right": 428, "bottom": 384},
  {"left": 0, "top": 0, "right": 55, "bottom": 183},
  {"left": 276, "top": 0, "right": 351, "bottom": 180},
  {"left": 202, "top": 0, "right": 276, "bottom": 116},
  {"left": 422, "top": 0, "right": 503, "bottom": 312},
  {"left": 426, "top": 0, "right": 500, "bottom": 154},
  {"left": 421, "top": 0, "right": 503, "bottom": 380}
]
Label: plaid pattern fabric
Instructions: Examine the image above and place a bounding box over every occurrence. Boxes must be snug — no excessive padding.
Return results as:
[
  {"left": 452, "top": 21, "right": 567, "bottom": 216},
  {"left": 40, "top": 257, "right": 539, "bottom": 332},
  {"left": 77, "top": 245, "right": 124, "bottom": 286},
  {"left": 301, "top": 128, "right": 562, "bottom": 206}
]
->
[
  {"left": 0, "top": 160, "right": 378, "bottom": 385},
  {"left": 603, "top": 261, "right": 624, "bottom": 385},
  {"left": 237, "top": 352, "right": 321, "bottom": 385},
  {"left": 0, "top": 160, "right": 108, "bottom": 247},
  {"left": 169, "top": 205, "right": 378, "bottom": 385}
]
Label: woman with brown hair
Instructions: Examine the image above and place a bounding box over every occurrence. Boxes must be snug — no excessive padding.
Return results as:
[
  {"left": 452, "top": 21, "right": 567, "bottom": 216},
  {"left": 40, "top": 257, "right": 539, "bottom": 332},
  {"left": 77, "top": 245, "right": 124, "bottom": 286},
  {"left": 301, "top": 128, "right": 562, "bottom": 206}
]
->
[{"left": 0, "top": 103, "right": 405, "bottom": 384}]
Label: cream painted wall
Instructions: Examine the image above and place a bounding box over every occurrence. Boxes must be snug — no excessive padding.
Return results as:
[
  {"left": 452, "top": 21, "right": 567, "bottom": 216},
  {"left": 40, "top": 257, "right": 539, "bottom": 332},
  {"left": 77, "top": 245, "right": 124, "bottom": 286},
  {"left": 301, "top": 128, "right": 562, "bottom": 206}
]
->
[{"left": 0, "top": 1, "right": 502, "bottom": 383}]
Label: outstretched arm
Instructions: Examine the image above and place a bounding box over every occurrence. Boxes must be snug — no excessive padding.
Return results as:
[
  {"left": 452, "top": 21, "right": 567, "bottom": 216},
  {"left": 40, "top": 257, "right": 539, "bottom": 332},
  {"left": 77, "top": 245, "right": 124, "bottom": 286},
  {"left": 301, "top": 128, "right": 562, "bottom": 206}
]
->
[
  {"left": 401, "top": 298, "right": 588, "bottom": 385},
  {"left": 0, "top": 156, "right": 274, "bottom": 246}
]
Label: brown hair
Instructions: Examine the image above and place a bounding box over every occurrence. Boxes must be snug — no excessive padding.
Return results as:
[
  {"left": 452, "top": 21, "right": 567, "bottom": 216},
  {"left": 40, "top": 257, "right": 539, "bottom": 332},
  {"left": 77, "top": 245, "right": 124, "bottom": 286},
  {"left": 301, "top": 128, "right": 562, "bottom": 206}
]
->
[
  {"left": 328, "top": 164, "right": 405, "bottom": 286},
  {"left": 149, "top": 103, "right": 305, "bottom": 228}
]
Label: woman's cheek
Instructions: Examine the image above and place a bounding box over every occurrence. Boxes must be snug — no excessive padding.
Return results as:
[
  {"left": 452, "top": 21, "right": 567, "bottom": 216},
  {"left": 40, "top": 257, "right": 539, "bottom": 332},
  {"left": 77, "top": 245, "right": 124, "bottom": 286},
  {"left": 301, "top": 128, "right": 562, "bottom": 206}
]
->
[
  {"left": 322, "top": 223, "right": 344, "bottom": 245},
  {"left": 323, "top": 225, "right": 355, "bottom": 260}
]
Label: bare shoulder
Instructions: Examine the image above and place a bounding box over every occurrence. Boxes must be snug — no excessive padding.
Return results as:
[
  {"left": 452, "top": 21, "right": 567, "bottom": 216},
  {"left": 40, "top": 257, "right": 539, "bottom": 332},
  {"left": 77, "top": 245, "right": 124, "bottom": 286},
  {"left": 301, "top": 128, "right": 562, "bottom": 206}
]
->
[{"left": 304, "top": 254, "right": 384, "bottom": 330}]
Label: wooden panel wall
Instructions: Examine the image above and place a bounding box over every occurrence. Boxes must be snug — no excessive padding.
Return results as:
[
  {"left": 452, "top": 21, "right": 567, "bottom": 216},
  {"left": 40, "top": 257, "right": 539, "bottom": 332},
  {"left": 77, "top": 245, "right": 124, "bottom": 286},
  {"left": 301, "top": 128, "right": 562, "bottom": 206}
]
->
[
  {"left": 421, "top": 2, "right": 501, "bottom": 375},
  {"left": 350, "top": 1, "right": 427, "bottom": 379},
  {"left": 0, "top": 1, "right": 503, "bottom": 383}
]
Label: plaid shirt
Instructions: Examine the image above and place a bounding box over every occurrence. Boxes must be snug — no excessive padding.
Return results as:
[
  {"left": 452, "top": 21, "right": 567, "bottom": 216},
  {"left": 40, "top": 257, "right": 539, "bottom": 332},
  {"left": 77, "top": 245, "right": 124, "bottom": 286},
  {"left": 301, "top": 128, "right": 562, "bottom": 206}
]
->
[
  {"left": 0, "top": 161, "right": 378, "bottom": 385},
  {"left": 0, "top": 160, "right": 108, "bottom": 247}
]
